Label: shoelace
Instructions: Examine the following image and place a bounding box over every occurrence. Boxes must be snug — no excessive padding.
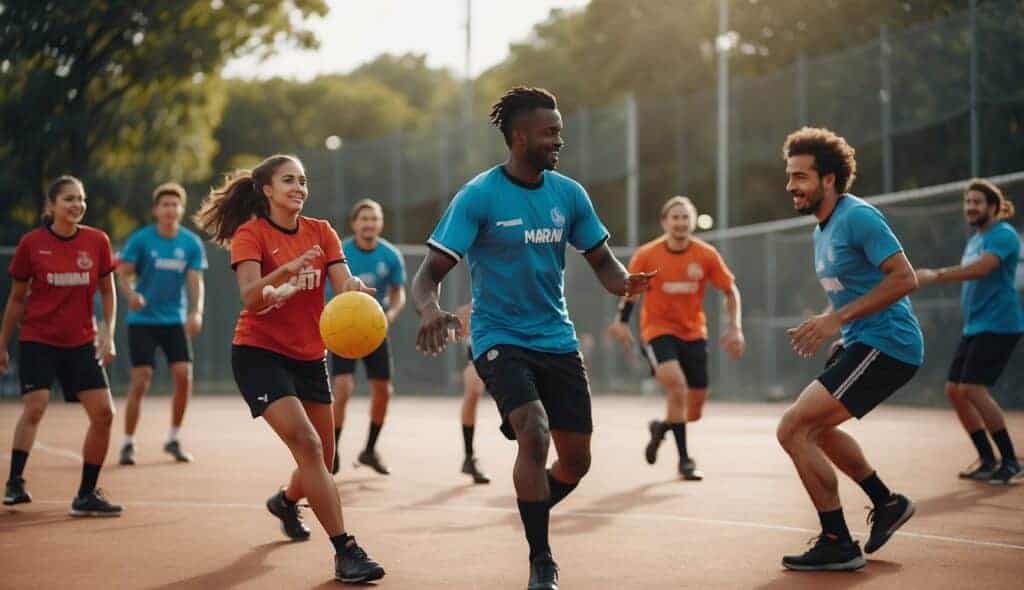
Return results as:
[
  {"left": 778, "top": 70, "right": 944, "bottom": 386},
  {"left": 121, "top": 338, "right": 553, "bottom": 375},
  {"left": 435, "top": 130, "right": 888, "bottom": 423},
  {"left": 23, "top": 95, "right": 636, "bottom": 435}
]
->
[{"left": 345, "top": 539, "right": 369, "bottom": 559}]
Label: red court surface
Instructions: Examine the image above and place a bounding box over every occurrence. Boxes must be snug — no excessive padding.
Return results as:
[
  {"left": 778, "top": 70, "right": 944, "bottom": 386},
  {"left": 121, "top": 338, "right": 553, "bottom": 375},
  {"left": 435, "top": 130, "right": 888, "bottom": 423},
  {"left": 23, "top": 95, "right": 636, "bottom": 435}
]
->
[{"left": 2, "top": 395, "right": 1022, "bottom": 589}]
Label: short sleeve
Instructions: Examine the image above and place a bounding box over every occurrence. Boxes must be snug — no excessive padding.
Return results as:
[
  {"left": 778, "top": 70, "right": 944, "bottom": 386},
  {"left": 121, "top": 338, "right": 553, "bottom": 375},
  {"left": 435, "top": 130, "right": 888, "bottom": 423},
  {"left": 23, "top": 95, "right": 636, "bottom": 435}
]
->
[
  {"left": 320, "top": 222, "right": 344, "bottom": 266},
  {"left": 119, "top": 230, "right": 143, "bottom": 265},
  {"left": 428, "top": 186, "right": 485, "bottom": 261},
  {"left": 188, "top": 234, "right": 208, "bottom": 271},
  {"left": 568, "top": 182, "right": 609, "bottom": 252},
  {"left": 390, "top": 248, "right": 407, "bottom": 286},
  {"left": 983, "top": 226, "right": 1020, "bottom": 263},
  {"left": 706, "top": 246, "right": 735, "bottom": 291},
  {"left": 98, "top": 232, "right": 115, "bottom": 277},
  {"left": 8, "top": 235, "right": 33, "bottom": 281},
  {"left": 230, "top": 223, "right": 262, "bottom": 270},
  {"left": 846, "top": 206, "right": 903, "bottom": 268},
  {"left": 627, "top": 246, "right": 649, "bottom": 274}
]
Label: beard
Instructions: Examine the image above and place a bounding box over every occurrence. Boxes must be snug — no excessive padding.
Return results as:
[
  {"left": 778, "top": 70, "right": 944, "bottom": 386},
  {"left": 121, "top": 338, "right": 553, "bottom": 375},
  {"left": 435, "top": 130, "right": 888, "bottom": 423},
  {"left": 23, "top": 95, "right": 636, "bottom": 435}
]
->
[
  {"left": 968, "top": 211, "right": 990, "bottom": 227},
  {"left": 526, "top": 143, "right": 558, "bottom": 171},
  {"left": 794, "top": 187, "right": 824, "bottom": 215}
]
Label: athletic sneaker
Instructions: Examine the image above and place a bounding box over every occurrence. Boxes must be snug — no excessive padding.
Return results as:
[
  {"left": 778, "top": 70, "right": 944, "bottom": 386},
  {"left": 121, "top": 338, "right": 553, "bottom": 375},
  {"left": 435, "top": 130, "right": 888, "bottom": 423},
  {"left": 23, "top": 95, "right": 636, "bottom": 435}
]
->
[
  {"left": 334, "top": 536, "right": 385, "bottom": 583},
  {"left": 266, "top": 490, "right": 310, "bottom": 540},
  {"left": 331, "top": 448, "right": 340, "bottom": 475},
  {"left": 357, "top": 449, "right": 390, "bottom": 475},
  {"left": 163, "top": 440, "right": 193, "bottom": 463},
  {"left": 119, "top": 443, "right": 135, "bottom": 466},
  {"left": 781, "top": 535, "right": 865, "bottom": 571},
  {"left": 679, "top": 457, "right": 703, "bottom": 481},
  {"left": 644, "top": 420, "right": 665, "bottom": 465},
  {"left": 462, "top": 456, "right": 491, "bottom": 484},
  {"left": 69, "top": 489, "right": 123, "bottom": 517},
  {"left": 988, "top": 461, "right": 1021, "bottom": 485},
  {"left": 958, "top": 459, "right": 998, "bottom": 481},
  {"left": 3, "top": 477, "right": 31, "bottom": 505},
  {"left": 528, "top": 552, "right": 559, "bottom": 590},
  {"left": 864, "top": 494, "right": 915, "bottom": 553}
]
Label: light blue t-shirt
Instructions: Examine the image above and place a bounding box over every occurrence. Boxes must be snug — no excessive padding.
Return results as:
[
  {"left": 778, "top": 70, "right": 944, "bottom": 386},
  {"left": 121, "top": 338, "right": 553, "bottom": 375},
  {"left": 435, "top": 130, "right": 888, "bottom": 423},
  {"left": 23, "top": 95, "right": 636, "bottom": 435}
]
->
[
  {"left": 325, "top": 237, "right": 406, "bottom": 309},
  {"left": 429, "top": 165, "right": 609, "bottom": 358},
  {"left": 813, "top": 195, "right": 923, "bottom": 366},
  {"left": 960, "top": 221, "right": 1024, "bottom": 335},
  {"left": 119, "top": 225, "right": 207, "bottom": 325}
]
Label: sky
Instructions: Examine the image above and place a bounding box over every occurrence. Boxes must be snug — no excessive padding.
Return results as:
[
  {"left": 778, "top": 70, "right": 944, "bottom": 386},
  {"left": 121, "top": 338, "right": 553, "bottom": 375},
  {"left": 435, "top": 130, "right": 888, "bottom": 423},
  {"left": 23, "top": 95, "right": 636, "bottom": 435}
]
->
[{"left": 223, "top": 0, "right": 590, "bottom": 80}]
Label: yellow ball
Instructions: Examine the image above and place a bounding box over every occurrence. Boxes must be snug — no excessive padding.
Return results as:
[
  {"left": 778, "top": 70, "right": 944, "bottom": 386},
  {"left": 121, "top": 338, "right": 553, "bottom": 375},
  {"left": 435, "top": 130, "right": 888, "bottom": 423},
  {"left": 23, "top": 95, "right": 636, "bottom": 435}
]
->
[{"left": 320, "top": 291, "right": 388, "bottom": 359}]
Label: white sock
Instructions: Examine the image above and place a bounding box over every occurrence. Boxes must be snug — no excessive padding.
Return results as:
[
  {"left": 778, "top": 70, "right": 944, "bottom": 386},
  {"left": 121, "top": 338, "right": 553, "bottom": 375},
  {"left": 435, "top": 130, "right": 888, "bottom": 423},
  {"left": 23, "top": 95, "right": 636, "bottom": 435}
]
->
[
  {"left": 167, "top": 427, "right": 179, "bottom": 443},
  {"left": 123, "top": 435, "right": 134, "bottom": 447}
]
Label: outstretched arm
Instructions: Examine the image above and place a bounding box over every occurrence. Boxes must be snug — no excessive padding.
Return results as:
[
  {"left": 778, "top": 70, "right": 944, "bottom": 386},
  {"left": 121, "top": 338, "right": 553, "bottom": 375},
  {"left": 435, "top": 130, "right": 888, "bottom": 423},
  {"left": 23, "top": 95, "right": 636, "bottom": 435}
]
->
[
  {"left": 583, "top": 242, "right": 656, "bottom": 296},
  {"left": 916, "top": 253, "right": 1000, "bottom": 285}
]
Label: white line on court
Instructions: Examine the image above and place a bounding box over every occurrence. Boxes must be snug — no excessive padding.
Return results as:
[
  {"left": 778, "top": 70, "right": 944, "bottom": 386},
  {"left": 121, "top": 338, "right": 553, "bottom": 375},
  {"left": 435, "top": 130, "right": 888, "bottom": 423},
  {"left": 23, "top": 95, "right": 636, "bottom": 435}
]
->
[
  {"left": 23, "top": 498, "right": 1024, "bottom": 552},
  {"left": 34, "top": 442, "right": 83, "bottom": 462}
]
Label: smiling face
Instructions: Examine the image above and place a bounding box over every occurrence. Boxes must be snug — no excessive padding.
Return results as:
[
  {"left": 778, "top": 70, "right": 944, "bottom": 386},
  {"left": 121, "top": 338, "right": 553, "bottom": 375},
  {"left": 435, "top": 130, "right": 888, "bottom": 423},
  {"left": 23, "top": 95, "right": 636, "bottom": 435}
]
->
[
  {"left": 153, "top": 193, "right": 184, "bottom": 226},
  {"left": 351, "top": 204, "right": 383, "bottom": 242},
  {"left": 661, "top": 203, "right": 695, "bottom": 241},
  {"left": 516, "top": 108, "right": 564, "bottom": 171},
  {"left": 963, "top": 189, "right": 996, "bottom": 228},
  {"left": 785, "top": 154, "right": 830, "bottom": 215},
  {"left": 262, "top": 158, "right": 308, "bottom": 214},
  {"left": 49, "top": 181, "right": 87, "bottom": 226}
]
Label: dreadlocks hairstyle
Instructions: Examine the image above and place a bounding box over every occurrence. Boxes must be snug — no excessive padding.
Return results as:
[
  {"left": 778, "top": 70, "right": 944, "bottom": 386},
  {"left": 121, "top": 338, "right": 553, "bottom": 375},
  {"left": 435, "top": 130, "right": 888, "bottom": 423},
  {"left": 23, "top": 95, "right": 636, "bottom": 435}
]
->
[
  {"left": 966, "top": 178, "right": 1015, "bottom": 219},
  {"left": 193, "top": 154, "right": 299, "bottom": 247},
  {"left": 782, "top": 127, "right": 858, "bottom": 194},
  {"left": 489, "top": 86, "right": 558, "bottom": 146}
]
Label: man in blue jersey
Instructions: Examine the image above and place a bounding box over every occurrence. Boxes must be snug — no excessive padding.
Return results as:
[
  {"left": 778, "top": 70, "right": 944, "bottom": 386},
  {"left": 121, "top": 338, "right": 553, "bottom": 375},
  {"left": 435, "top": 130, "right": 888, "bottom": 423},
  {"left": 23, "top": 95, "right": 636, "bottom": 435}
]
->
[
  {"left": 776, "top": 128, "right": 921, "bottom": 571},
  {"left": 412, "top": 87, "right": 655, "bottom": 590},
  {"left": 915, "top": 179, "right": 1023, "bottom": 485},
  {"left": 327, "top": 198, "right": 406, "bottom": 476},
  {"left": 117, "top": 183, "right": 207, "bottom": 465}
]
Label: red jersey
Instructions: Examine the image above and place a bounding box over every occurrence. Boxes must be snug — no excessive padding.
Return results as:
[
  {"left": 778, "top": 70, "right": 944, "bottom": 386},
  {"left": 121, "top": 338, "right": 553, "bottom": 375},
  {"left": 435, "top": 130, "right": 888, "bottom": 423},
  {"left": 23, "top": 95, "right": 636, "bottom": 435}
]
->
[
  {"left": 8, "top": 225, "right": 115, "bottom": 347},
  {"left": 230, "top": 216, "right": 344, "bottom": 360},
  {"left": 628, "top": 236, "right": 734, "bottom": 343}
]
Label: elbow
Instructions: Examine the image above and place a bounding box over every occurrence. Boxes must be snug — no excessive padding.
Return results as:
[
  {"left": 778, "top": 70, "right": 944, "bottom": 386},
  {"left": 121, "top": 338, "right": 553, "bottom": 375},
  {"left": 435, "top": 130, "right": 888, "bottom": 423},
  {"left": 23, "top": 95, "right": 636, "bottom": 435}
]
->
[{"left": 901, "top": 269, "right": 919, "bottom": 295}]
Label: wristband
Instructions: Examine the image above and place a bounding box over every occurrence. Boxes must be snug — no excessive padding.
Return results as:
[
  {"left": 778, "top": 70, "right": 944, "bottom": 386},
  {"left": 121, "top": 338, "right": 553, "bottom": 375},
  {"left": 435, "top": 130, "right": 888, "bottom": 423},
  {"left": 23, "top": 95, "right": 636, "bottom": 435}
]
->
[{"left": 618, "top": 301, "right": 635, "bottom": 322}]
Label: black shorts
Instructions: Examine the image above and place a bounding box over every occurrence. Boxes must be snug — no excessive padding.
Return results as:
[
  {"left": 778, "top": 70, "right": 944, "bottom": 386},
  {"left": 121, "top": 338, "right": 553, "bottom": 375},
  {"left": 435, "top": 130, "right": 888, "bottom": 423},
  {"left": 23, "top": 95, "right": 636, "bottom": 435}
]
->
[
  {"left": 473, "top": 344, "right": 592, "bottom": 439},
  {"left": 818, "top": 342, "right": 918, "bottom": 419},
  {"left": 644, "top": 335, "right": 709, "bottom": 389},
  {"left": 128, "top": 324, "right": 192, "bottom": 367},
  {"left": 18, "top": 340, "right": 109, "bottom": 402},
  {"left": 947, "top": 332, "right": 1022, "bottom": 387},
  {"left": 330, "top": 339, "right": 391, "bottom": 380},
  {"left": 232, "top": 345, "right": 332, "bottom": 418}
]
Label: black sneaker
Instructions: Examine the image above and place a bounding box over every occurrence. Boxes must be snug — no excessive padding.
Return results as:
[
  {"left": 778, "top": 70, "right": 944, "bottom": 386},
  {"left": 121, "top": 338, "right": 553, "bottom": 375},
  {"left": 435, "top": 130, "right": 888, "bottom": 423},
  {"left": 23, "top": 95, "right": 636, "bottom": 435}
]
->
[
  {"left": 679, "top": 457, "right": 703, "bottom": 481},
  {"left": 461, "top": 456, "right": 491, "bottom": 484},
  {"left": 69, "top": 489, "right": 123, "bottom": 517},
  {"left": 781, "top": 535, "right": 865, "bottom": 571},
  {"left": 644, "top": 420, "right": 665, "bottom": 465},
  {"left": 864, "top": 494, "right": 915, "bottom": 553},
  {"left": 334, "top": 536, "right": 385, "bottom": 583},
  {"left": 528, "top": 552, "right": 559, "bottom": 590},
  {"left": 331, "top": 448, "right": 340, "bottom": 475},
  {"left": 266, "top": 490, "right": 310, "bottom": 540},
  {"left": 3, "top": 477, "right": 31, "bottom": 505},
  {"left": 988, "top": 461, "right": 1021, "bottom": 485},
  {"left": 357, "top": 449, "right": 390, "bottom": 475},
  {"left": 119, "top": 443, "right": 136, "bottom": 466},
  {"left": 163, "top": 440, "right": 193, "bottom": 463},
  {"left": 958, "top": 459, "right": 998, "bottom": 481}
]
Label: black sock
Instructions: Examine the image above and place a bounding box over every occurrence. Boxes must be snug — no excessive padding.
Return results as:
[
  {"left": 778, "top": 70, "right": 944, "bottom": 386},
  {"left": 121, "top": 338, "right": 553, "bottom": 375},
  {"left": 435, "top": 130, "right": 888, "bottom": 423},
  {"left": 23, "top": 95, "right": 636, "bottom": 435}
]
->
[
  {"left": 668, "top": 422, "right": 687, "bottom": 459},
  {"left": 517, "top": 499, "right": 551, "bottom": 561},
  {"left": 857, "top": 471, "right": 892, "bottom": 507},
  {"left": 547, "top": 470, "right": 579, "bottom": 508},
  {"left": 818, "top": 508, "right": 852, "bottom": 541},
  {"left": 991, "top": 429, "right": 1017, "bottom": 464},
  {"left": 365, "top": 422, "right": 382, "bottom": 452},
  {"left": 330, "top": 533, "right": 353, "bottom": 554},
  {"left": 969, "top": 429, "right": 997, "bottom": 464},
  {"left": 652, "top": 420, "right": 668, "bottom": 439},
  {"left": 9, "top": 449, "right": 28, "bottom": 481},
  {"left": 77, "top": 463, "right": 101, "bottom": 498},
  {"left": 334, "top": 427, "right": 342, "bottom": 446},
  {"left": 462, "top": 425, "right": 475, "bottom": 457}
]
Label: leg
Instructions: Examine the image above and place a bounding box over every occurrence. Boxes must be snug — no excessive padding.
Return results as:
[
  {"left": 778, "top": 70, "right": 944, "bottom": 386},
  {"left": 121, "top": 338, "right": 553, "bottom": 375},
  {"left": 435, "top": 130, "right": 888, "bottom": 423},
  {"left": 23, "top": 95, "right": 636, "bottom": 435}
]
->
[
  {"left": 74, "top": 389, "right": 122, "bottom": 514},
  {"left": 685, "top": 388, "right": 708, "bottom": 422},
  {"left": 947, "top": 381, "right": 986, "bottom": 433},
  {"left": 656, "top": 361, "right": 688, "bottom": 424},
  {"left": 11, "top": 390, "right": 49, "bottom": 458},
  {"left": 816, "top": 427, "right": 874, "bottom": 483},
  {"left": 508, "top": 401, "right": 554, "bottom": 566},
  {"left": 961, "top": 383, "right": 1008, "bottom": 433},
  {"left": 947, "top": 382, "right": 998, "bottom": 474},
  {"left": 332, "top": 373, "right": 354, "bottom": 431},
  {"left": 460, "top": 363, "right": 491, "bottom": 483},
  {"left": 168, "top": 362, "right": 193, "bottom": 431},
  {"left": 547, "top": 430, "right": 590, "bottom": 507},
  {"left": 123, "top": 366, "right": 153, "bottom": 438},
  {"left": 365, "top": 378, "right": 391, "bottom": 447}
]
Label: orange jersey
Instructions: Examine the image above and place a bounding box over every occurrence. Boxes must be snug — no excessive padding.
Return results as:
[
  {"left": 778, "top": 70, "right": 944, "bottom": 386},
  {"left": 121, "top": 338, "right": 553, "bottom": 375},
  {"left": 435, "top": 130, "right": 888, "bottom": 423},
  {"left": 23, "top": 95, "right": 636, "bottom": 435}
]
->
[
  {"left": 628, "top": 236, "right": 734, "bottom": 343},
  {"left": 230, "top": 216, "right": 344, "bottom": 360}
]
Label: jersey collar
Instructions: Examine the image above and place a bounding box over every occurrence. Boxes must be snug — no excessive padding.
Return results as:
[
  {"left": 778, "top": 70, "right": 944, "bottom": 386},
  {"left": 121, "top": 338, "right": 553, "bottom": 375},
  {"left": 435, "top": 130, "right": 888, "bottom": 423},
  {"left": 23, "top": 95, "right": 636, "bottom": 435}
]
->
[
  {"left": 264, "top": 215, "right": 299, "bottom": 235},
  {"left": 818, "top": 194, "right": 847, "bottom": 230},
  {"left": 500, "top": 165, "right": 544, "bottom": 190},
  {"left": 45, "top": 223, "right": 80, "bottom": 242}
]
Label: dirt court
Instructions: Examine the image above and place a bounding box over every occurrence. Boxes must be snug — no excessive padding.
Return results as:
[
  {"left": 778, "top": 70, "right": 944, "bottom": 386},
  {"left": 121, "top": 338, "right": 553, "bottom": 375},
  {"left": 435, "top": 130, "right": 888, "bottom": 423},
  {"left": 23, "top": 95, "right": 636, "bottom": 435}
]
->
[{"left": 1, "top": 395, "right": 1022, "bottom": 589}]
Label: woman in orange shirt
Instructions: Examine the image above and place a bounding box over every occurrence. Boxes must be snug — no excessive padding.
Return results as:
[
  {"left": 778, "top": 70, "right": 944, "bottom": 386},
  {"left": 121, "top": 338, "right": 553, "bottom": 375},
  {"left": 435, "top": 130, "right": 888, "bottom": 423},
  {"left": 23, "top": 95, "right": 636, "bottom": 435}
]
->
[{"left": 194, "top": 154, "right": 384, "bottom": 584}]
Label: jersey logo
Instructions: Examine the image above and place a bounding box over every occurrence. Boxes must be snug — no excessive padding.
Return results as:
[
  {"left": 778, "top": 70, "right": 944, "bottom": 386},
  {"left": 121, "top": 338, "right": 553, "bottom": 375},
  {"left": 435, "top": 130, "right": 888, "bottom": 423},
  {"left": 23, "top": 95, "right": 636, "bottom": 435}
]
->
[
  {"left": 819, "top": 277, "right": 845, "bottom": 293},
  {"left": 496, "top": 218, "right": 523, "bottom": 227},
  {"left": 486, "top": 349, "right": 499, "bottom": 361},
  {"left": 294, "top": 265, "right": 322, "bottom": 291},
  {"left": 376, "top": 261, "right": 389, "bottom": 277},
  {"left": 38, "top": 250, "right": 52, "bottom": 255},
  {"left": 154, "top": 258, "right": 187, "bottom": 272},
  {"left": 662, "top": 281, "right": 699, "bottom": 294},
  {"left": 76, "top": 251, "right": 94, "bottom": 270},
  {"left": 256, "top": 394, "right": 268, "bottom": 403},
  {"left": 525, "top": 228, "right": 564, "bottom": 244},
  {"left": 174, "top": 247, "right": 185, "bottom": 259},
  {"left": 271, "top": 248, "right": 281, "bottom": 255},
  {"left": 47, "top": 272, "right": 90, "bottom": 286},
  {"left": 686, "top": 263, "right": 704, "bottom": 280},
  {"left": 550, "top": 207, "right": 566, "bottom": 228}
]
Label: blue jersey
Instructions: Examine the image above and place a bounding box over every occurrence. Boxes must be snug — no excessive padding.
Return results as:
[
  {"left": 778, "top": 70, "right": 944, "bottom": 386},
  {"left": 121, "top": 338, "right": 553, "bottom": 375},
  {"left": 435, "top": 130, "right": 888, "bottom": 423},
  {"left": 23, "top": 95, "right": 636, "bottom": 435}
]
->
[
  {"left": 119, "top": 225, "right": 207, "bottom": 325},
  {"left": 326, "top": 237, "right": 405, "bottom": 309},
  {"left": 960, "top": 221, "right": 1024, "bottom": 335},
  {"left": 429, "top": 165, "right": 609, "bottom": 358},
  {"left": 813, "top": 195, "right": 923, "bottom": 365}
]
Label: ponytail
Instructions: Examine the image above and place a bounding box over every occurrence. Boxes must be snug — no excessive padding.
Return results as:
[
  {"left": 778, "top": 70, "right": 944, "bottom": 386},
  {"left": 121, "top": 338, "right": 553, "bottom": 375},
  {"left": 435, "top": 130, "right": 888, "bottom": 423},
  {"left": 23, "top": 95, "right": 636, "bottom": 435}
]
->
[{"left": 42, "top": 175, "right": 83, "bottom": 224}]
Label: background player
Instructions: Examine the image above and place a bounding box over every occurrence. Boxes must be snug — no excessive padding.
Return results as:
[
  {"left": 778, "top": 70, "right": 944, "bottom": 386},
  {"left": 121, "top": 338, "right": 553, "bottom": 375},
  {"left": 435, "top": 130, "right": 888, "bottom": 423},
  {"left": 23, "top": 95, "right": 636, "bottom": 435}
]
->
[
  {"left": 193, "top": 154, "right": 384, "bottom": 583},
  {"left": 457, "top": 301, "right": 490, "bottom": 484},
  {"left": 777, "top": 127, "right": 921, "bottom": 571},
  {"left": 412, "top": 87, "right": 654, "bottom": 590},
  {"left": 2, "top": 176, "right": 122, "bottom": 516},
  {"left": 328, "top": 198, "right": 405, "bottom": 476},
  {"left": 915, "top": 179, "right": 1022, "bottom": 484},
  {"left": 117, "top": 182, "right": 207, "bottom": 465},
  {"left": 607, "top": 195, "right": 744, "bottom": 480}
]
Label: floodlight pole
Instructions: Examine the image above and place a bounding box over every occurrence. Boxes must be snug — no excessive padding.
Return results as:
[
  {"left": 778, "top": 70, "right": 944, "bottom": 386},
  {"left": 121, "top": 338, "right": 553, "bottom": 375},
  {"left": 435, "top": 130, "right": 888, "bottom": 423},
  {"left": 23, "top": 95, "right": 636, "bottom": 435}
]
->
[{"left": 716, "top": 0, "right": 730, "bottom": 233}]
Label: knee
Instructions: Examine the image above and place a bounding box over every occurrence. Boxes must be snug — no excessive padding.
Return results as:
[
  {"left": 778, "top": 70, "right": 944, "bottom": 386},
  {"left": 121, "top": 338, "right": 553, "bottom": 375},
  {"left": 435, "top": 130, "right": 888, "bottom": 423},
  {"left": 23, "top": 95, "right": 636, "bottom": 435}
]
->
[
  {"left": 91, "top": 405, "right": 115, "bottom": 428},
  {"left": 686, "top": 403, "right": 704, "bottom": 422},
  {"left": 131, "top": 368, "right": 154, "bottom": 394},
  {"left": 776, "top": 411, "right": 804, "bottom": 452},
  {"left": 334, "top": 376, "right": 354, "bottom": 399},
  {"left": 171, "top": 364, "right": 193, "bottom": 387},
  {"left": 22, "top": 400, "right": 48, "bottom": 425},
  {"left": 512, "top": 409, "right": 550, "bottom": 464},
  {"left": 658, "top": 373, "right": 686, "bottom": 396},
  {"left": 286, "top": 430, "right": 324, "bottom": 462},
  {"left": 372, "top": 381, "right": 392, "bottom": 401},
  {"left": 563, "top": 451, "right": 591, "bottom": 480},
  {"left": 945, "top": 383, "right": 963, "bottom": 401}
]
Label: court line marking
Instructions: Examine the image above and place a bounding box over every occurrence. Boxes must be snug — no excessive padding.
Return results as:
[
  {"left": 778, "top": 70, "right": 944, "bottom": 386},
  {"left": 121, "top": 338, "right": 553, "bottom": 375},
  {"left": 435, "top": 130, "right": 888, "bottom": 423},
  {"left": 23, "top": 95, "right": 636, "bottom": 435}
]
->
[
  {"left": 22, "top": 498, "right": 1023, "bottom": 552},
  {"left": 34, "top": 443, "right": 83, "bottom": 462}
]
